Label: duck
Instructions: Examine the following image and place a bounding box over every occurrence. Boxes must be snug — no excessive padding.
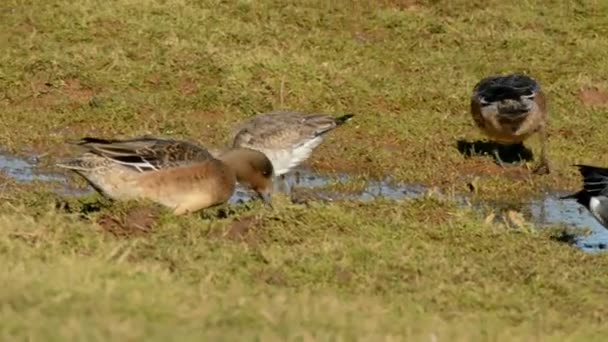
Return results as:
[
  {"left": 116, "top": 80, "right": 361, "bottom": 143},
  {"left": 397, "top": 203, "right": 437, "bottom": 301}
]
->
[
  {"left": 470, "top": 73, "right": 550, "bottom": 174},
  {"left": 562, "top": 164, "right": 608, "bottom": 228},
  {"left": 57, "top": 136, "right": 274, "bottom": 215},
  {"left": 229, "top": 111, "right": 354, "bottom": 191}
]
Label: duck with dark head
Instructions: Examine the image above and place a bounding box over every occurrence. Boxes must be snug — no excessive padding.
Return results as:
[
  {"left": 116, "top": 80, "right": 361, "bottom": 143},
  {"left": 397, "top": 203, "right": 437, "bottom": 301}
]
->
[{"left": 470, "top": 73, "right": 550, "bottom": 175}]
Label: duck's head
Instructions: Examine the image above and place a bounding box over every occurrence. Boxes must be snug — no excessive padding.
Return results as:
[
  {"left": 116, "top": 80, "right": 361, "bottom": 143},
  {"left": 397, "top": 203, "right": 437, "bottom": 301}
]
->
[{"left": 219, "top": 148, "right": 274, "bottom": 206}]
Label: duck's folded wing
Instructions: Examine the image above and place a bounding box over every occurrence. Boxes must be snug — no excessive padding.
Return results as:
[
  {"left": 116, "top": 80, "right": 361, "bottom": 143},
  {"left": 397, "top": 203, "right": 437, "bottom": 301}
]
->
[
  {"left": 71, "top": 136, "right": 214, "bottom": 172},
  {"left": 575, "top": 164, "right": 608, "bottom": 196},
  {"left": 232, "top": 111, "right": 354, "bottom": 148},
  {"left": 299, "top": 113, "right": 354, "bottom": 137}
]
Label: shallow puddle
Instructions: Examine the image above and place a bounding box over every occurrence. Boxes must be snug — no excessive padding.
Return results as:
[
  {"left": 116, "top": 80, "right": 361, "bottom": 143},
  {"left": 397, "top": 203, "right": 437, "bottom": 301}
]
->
[
  {"left": 0, "top": 153, "right": 63, "bottom": 182},
  {"left": 473, "top": 194, "right": 608, "bottom": 253},
  {"left": 231, "top": 169, "right": 428, "bottom": 204},
  {"left": 0, "top": 152, "right": 90, "bottom": 196},
  {"left": 234, "top": 169, "right": 608, "bottom": 253},
  {"left": 1, "top": 152, "right": 606, "bottom": 253},
  {"left": 530, "top": 196, "right": 608, "bottom": 253}
]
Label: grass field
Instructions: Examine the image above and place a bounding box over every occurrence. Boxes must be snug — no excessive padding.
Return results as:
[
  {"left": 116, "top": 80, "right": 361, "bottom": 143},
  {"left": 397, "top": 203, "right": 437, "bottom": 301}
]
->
[{"left": 2, "top": 0, "right": 608, "bottom": 340}]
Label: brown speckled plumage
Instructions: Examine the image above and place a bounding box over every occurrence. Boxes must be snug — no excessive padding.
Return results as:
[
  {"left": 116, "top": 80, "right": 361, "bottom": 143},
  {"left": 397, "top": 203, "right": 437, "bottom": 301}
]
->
[
  {"left": 230, "top": 111, "right": 354, "bottom": 176},
  {"left": 58, "top": 136, "right": 274, "bottom": 214}
]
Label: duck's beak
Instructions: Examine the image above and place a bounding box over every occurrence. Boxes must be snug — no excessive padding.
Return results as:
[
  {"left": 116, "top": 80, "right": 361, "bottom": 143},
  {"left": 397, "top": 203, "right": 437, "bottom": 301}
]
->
[{"left": 258, "top": 190, "right": 273, "bottom": 208}]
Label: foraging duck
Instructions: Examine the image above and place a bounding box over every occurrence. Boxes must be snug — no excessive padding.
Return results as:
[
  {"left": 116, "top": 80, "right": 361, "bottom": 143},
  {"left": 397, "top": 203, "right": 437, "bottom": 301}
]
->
[
  {"left": 57, "top": 136, "right": 274, "bottom": 215},
  {"left": 470, "top": 73, "right": 550, "bottom": 174},
  {"left": 230, "top": 111, "right": 354, "bottom": 177},
  {"left": 562, "top": 165, "right": 608, "bottom": 228}
]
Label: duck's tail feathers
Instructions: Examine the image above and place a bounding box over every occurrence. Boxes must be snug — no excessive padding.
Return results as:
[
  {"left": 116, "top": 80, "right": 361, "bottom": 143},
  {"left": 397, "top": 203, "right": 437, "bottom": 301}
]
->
[
  {"left": 559, "top": 189, "right": 590, "bottom": 209},
  {"left": 334, "top": 114, "right": 355, "bottom": 125},
  {"left": 67, "top": 137, "right": 117, "bottom": 146},
  {"left": 575, "top": 164, "right": 608, "bottom": 177},
  {"left": 574, "top": 164, "right": 608, "bottom": 194},
  {"left": 560, "top": 189, "right": 585, "bottom": 200},
  {"left": 56, "top": 159, "right": 89, "bottom": 171}
]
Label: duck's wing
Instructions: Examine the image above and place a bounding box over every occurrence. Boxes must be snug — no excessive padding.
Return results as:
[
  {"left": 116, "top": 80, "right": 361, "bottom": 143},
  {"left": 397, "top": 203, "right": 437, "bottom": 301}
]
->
[
  {"left": 232, "top": 111, "right": 354, "bottom": 149},
  {"left": 296, "top": 112, "right": 354, "bottom": 137},
  {"left": 575, "top": 164, "right": 608, "bottom": 197},
  {"left": 69, "top": 136, "right": 215, "bottom": 173}
]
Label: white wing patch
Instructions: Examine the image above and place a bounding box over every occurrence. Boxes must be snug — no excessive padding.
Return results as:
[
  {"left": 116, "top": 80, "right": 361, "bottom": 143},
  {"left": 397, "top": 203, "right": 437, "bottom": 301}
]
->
[
  {"left": 289, "top": 136, "right": 323, "bottom": 167},
  {"left": 110, "top": 158, "right": 159, "bottom": 173},
  {"left": 260, "top": 137, "right": 324, "bottom": 176}
]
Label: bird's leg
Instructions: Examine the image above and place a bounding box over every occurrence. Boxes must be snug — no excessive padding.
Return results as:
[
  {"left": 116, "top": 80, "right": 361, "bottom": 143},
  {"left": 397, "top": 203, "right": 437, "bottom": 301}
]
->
[
  {"left": 533, "top": 125, "right": 550, "bottom": 175},
  {"left": 283, "top": 174, "right": 293, "bottom": 195},
  {"left": 493, "top": 146, "right": 507, "bottom": 168},
  {"left": 509, "top": 142, "right": 527, "bottom": 164},
  {"left": 275, "top": 174, "right": 292, "bottom": 195},
  {"left": 295, "top": 170, "right": 301, "bottom": 185}
]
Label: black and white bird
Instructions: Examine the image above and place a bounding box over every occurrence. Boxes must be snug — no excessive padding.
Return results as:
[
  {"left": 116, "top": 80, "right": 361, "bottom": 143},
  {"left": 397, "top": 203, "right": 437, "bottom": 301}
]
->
[
  {"left": 562, "top": 165, "right": 608, "bottom": 228},
  {"left": 470, "top": 73, "right": 550, "bottom": 174}
]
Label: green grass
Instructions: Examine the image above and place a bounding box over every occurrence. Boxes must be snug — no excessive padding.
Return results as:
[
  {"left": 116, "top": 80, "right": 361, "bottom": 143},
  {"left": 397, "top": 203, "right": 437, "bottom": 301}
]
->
[
  {"left": 2, "top": 194, "right": 608, "bottom": 341},
  {"left": 2, "top": 0, "right": 608, "bottom": 340}
]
